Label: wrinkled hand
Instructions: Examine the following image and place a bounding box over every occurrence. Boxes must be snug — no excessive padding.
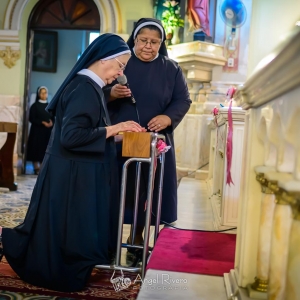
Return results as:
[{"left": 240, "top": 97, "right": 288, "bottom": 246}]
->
[
  {"left": 117, "top": 121, "right": 146, "bottom": 133},
  {"left": 42, "top": 120, "right": 53, "bottom": 128},
  {"left": 148, "top": 115, "right": 171, "bottom": 132},
  {"left": 111, "top": 84, "right": 131, "bottom": 99},
  {"left": 106, "top": 121, "right": 146, "bottom": 138}
]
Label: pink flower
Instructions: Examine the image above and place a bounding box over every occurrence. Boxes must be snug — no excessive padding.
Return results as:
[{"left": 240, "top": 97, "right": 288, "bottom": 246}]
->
[
  {"left": 156, "top": 139, "right": 171, "bottom": 154},
  {"left": 226, "top": 86, "right": 237, "bottom": 100},
  {"left": 212, "top": 107, "right": 219, "bottom": 116}
]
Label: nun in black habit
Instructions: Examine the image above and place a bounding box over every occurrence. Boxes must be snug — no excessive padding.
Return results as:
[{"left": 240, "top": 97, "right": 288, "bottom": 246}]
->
[
  {"left": 0, "top": 34, "right": 145, "bottom": 292},
  {"left": 26, "top": 85, "right": 54, "bottom": 174},
  {"left": 104, "top": 18, "right": 192, "bottom": 246}
]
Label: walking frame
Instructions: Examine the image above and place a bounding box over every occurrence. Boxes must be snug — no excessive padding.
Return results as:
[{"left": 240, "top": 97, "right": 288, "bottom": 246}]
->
[{"left": 95, "top": 133, "right": 166, "bottom": 280}]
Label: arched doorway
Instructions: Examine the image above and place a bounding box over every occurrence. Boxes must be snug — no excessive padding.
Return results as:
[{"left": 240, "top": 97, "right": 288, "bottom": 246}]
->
[
  {"left": 29, "top": 0, "right": 100, "bottom": 29},
  {"left": 22, "top": 0, "right": 101, "bottom": 173}
]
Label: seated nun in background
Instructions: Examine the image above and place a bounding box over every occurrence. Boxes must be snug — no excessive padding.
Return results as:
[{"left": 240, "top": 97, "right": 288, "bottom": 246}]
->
[
  {"left": 105, "top": 18, "right": 191, "bottom": 253},
  {"left": 0, "top": 34, "right": 145, "bottom": 292}
]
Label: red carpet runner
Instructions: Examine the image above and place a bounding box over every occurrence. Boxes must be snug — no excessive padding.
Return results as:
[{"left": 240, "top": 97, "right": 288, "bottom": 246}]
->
[{"left": 146, "top": 228, "right": 236, "bottom": 276}]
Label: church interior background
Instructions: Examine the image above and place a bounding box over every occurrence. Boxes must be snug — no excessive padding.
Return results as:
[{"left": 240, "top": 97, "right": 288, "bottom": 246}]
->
[{"left": 0, "top": 0, "right": 299, "bottom": 299}]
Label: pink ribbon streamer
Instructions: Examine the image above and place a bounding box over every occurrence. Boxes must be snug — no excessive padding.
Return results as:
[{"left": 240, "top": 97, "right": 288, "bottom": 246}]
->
[{"left": 226, "top": 98, "right": 234, "bottom": 186}]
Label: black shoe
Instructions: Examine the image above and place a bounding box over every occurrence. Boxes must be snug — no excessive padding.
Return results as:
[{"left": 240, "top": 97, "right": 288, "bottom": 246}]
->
[
  {"left": 126, "top": 247, "right": 152, "bottom": 268},
  {"left": 108, "top": 250, "right": 116, "bottom": 265},
  {"left": 126, "top": 249, "right": 142, "bottom": 267},
  {"left": 126, "top": 237, "right": 144, "bottom": 254}
]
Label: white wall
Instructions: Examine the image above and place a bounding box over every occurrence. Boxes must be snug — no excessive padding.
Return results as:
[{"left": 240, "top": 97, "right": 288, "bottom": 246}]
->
[
  {"left": 247, "top": 0, "right": 300, "bottom": 77},
  {"left": 30, "top": 30, "right": 86, "bottom": 100},
  {"left": 118, "top": 0, "right": 153, "bottom": 34},
  {"left": 213, "top": 0, "right": 252, "bottom": 83},
  {"left": 0, "top": 0, "right": 9, "bottom": 29}
]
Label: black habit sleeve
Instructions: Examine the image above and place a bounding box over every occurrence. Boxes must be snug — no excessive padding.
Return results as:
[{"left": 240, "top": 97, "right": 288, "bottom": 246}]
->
[
  {"left": 163, "top": 66, "right": 191, "bottom": 133},
  {"left": 29, "top": 104, "right": 41, "bottom": 125},
  {"left": 60, "top": 82, "right": 107, "bottom": 153},
  {"left": 102, "top": 86, "right": 112, "bottom": 102}
]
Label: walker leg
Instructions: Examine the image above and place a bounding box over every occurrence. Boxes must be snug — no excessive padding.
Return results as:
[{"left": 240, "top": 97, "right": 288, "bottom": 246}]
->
[
  {"left": 115, "top": 161, "right": 129, "bottom": 266},
  {"left": 141, "top": 137, "right": 157, "bottom": 279},
  {"left": 130, "top": 162, "right": 142, "bottom": 246},
  {"left": 154, "top": 152, "right": 165, "bottom": 245}
]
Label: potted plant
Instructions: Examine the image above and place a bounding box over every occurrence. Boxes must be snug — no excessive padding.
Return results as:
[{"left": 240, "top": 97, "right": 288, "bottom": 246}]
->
[{"left": 161, "top": 1, "right": 184, "bottom": 45}]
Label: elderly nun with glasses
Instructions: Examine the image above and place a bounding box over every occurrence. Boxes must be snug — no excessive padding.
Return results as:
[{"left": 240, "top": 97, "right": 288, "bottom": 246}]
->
[
  {"left": 105, "top": 18, "right": 192, "bottom": 256},
  {"left": 0, "top": 34, "right": 145, "bottom": 292}
]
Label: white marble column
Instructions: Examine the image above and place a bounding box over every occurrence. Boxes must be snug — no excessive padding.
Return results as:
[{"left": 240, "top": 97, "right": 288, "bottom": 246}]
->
[
  {"left": 247, "top": 166, "right": 276, "bottom": 299},
  {"left": 279, "top": 181, "right": 300, "bottom": 300},
  {"left": 265, "top": 172, "right": 294, "bottom": 300},
  {"left": 286, "top": 219, "right": 300, "bottom": 300}
]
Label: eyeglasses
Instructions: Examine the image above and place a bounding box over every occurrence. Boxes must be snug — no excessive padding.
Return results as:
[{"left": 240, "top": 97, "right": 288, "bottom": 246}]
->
[
  {"left": 136, "top": 38, "right": 162, "bottom": 48},
  {"left": 114, "top": 57, "right": 126, "bottom": 71}
]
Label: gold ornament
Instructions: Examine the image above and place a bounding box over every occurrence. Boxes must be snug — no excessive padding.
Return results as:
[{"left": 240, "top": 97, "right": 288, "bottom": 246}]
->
[{"left": 0, "top": 46, "right": 21, "bottom": 68}]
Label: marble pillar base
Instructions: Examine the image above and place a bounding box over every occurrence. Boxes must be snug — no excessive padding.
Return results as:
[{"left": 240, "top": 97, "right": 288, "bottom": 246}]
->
[
  {"left": 224, "top": 269, "right": 257, "bottom": 300},
  {"left": 224, "top": 270, "right": 240, "bottom": 300},
  {"left": 246, "top": 284, "right": 267, "bottom": 299}
]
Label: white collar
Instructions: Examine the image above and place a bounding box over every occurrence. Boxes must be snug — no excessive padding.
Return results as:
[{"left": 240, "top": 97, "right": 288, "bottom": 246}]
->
[
  {"left": 38, "top": 99, "right": 47, "bottom": 103},
  {"left": 132, "top": 47, "right": 159, "bottom": 62},
  {"left": 77, "top": 69, "right": 105, "bottom": 88}
]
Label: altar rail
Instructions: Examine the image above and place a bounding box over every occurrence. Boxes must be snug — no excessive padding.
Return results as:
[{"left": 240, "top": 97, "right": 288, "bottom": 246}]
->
[{"left": 224, "top": 27, "right": 300, "bottom": 300}]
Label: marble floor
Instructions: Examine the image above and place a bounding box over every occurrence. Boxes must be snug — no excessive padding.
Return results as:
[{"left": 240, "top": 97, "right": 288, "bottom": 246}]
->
[{"left": 0, "top": 175, "right": 243, "bottom": 299}]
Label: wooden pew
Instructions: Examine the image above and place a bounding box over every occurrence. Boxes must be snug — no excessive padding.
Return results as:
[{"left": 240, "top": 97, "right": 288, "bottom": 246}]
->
[{"left": 0, "top": 122, "right": 17, "bottom": 191}]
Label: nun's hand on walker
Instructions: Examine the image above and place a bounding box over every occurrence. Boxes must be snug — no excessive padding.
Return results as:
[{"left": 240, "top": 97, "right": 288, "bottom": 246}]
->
[
  {"left": 110, "top": 84, "right": 131, "bottom": 100},
  {"left": 106, "top": 121, "right": 146, "bottom": 138},
  {"left": 148, "top": 115, "right": 171, "bottom": 132}
]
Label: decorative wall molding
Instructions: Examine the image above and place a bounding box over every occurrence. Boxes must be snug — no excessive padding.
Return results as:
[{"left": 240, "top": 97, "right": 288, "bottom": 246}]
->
[
  {"left": 0, "top": 46, "right": 21, "bottom": 68},
  {"left": 235, "top": 27, "right": 300, "bottom": 109},
  {"left": 0, "top": 29, "right": 20, "bottom": 52},
  {"left": 4, "top": 0, "right": 121, "bottom": 33}
]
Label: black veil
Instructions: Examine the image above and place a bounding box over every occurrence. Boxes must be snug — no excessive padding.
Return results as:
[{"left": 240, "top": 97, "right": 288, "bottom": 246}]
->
[{"left": 46, "top": 33, "right": 130, "bottom": 115}]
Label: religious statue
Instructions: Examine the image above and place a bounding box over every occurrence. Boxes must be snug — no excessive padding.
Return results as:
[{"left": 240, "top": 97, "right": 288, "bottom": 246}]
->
[{"left": 187, "top": 0, "right": 210, "bottom": 37}]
